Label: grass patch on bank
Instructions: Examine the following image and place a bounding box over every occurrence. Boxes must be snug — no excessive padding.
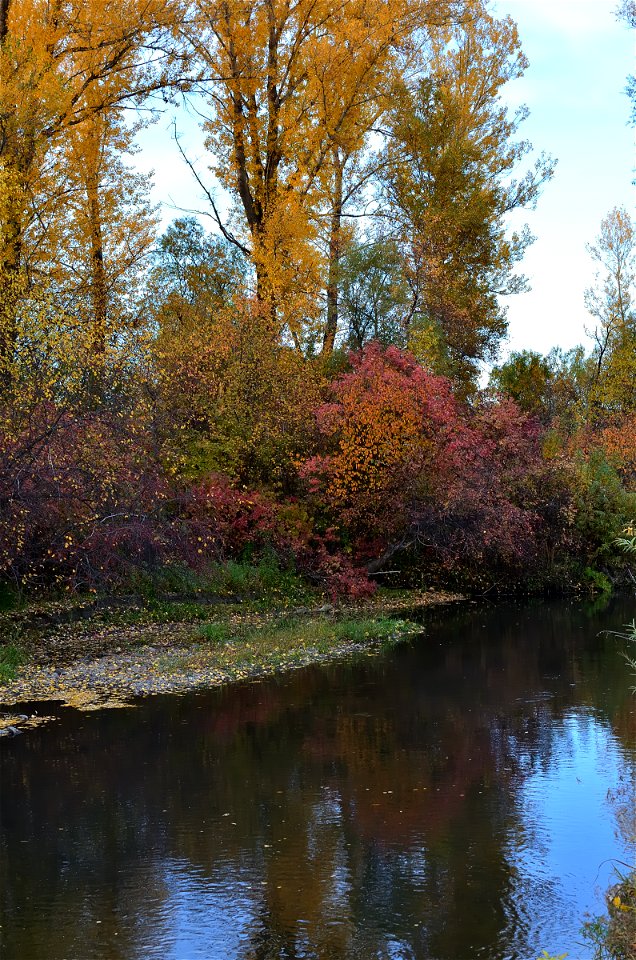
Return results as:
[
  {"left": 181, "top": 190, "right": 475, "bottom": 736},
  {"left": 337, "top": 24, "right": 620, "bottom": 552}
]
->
[
  {"left": 0, "top": 643, "right": 27, "bottom": 685},
  {"left": 207, "top": 559, "right": 313, "bottom": 605},
  {"left": 138, "top": 616, "right": 422, "bottom": 684},
  {"left": 98, "top": 560, "right": 318, "bottom": 628},
  {"left": 197, "top": 614, "right": 413, "bottom": 649},
  {"left": 187, "top": 615, "right": 421, "bottom": 673},
  {"left": 125, "top": 558, "right": 315, "bottom": 607}
]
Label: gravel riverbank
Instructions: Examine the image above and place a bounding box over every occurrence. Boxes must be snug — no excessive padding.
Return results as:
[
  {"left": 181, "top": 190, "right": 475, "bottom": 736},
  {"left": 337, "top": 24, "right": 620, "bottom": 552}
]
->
[{"left": 0, "top": 590, "right": 462, "bottom": 733}]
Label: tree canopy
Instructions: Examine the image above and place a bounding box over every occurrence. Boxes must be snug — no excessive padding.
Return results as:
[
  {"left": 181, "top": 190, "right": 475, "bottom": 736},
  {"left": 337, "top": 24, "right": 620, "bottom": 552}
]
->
[{"left": 2, "top": 0, "right": 631, "bottom": 601}]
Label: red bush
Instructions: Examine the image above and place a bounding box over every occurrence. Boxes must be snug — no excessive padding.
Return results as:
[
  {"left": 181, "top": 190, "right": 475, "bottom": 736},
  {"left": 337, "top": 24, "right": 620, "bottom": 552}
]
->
[{"left": 302, "top": 344, "right": 575, "bottom": 582}]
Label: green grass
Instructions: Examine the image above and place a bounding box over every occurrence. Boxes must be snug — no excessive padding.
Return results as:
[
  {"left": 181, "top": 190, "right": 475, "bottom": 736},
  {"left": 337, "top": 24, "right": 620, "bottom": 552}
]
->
[
  {"left": 107, "top": 558, "right": 316, "bottom": 626},
  {"left": 124, "top": 557, "right": 314, "bottom": 605},
  {"left": 196, "top": 615, "right": 418, "bottom": 655},
  {"left": 205, "top": 558, "right": 314, "bottom": 605},
  {"left": 0, "top": 643, "right": 26, "bottom": 685},
  {"left": 197, "top": 622, "right": 233, "bottom": 644},
  {"left": 124, "top": 562, "right": 206, "bottom": 600},
  {"left": 99, "top": 558, "right": 317, "bottom": 628},
  {"left": 138, "top": 614, "right": 421, "bottom": 678},
  {"left": 118, "top": 598, "right": 226, "bottom": 625}
]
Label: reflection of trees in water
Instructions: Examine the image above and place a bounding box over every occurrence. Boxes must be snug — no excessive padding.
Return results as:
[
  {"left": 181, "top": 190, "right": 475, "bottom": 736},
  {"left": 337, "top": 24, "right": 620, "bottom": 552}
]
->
[{"left": 1, "top": 598, "right": 634, "bottom": 960}]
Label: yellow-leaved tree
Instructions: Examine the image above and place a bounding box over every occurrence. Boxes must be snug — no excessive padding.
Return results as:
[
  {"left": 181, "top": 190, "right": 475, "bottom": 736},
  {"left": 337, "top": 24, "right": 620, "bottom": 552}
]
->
[
  {"left": 0, "top": 0, "right": 182, "bottom": 391},
  {"left": 585, "top": 207, "right": 636, "bottom": 421},
  {"left": 44, "top": 105, "right": 158, "bottom": 399},
  {"left": 380, "top": 4, "right": 554, "bottom": 390},
  {"left": 185, "top": 0, "right": 459, "bottom": 350}
]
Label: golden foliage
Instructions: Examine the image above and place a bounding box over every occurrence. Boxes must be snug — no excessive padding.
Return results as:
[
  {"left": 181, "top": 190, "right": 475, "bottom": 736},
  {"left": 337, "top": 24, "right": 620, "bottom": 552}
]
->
[
  {"left": 155, "top": 296, "right": 325, "bottom": 488},
  {"left": 0, "top": 0, "right": 180, "bottom": 384},
  {"left": 190, "top": 0, "right": 442, "bottom": 341}
]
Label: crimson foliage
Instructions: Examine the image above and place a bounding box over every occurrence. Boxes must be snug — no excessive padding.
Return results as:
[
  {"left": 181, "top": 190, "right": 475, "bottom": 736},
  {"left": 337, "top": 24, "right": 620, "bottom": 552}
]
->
[
  {"left": 0, "top": 345, "right": 585, "bottom": 597},
  {"left": 0, "top": 405, "right": 371, "bottom": 596},
  {"left": 302, "top": 345, "right": 576, "bottom": 585}
]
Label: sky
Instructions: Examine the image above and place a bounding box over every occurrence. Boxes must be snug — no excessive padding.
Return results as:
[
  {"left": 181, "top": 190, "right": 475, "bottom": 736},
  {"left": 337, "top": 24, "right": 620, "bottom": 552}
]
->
[
  {"left": 137, "top": 0, "right": 636, "bottom": 365},
  {"left": 493, "top": 0, "right": 635, "bottom": 360}
]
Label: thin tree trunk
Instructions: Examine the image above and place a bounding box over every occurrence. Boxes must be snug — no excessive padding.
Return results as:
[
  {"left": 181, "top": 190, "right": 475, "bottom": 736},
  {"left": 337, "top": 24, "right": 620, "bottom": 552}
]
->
[
  {"left": 0, "top": 215, "right": 21, "bottom": 390},
  {"left": 0, "top": 146, "right": 34, "bottom": 393},
  {"left": 323, "top": 151, "right": 344, "bottom": 355},
  {"left": 0, "top": 0, "right": 10, "bottom": 43},
  {"left": 0, "top": 0, "right": 17, "bottom": 390},
  {"left": 86, "top": 166, "right": 108, "bottom": 399}
]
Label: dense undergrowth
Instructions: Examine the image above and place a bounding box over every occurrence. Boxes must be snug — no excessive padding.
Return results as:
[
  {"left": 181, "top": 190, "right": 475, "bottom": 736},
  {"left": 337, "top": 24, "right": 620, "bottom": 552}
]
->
[{"left": 3, "top": 343, "right": 636, "bottom": 615}]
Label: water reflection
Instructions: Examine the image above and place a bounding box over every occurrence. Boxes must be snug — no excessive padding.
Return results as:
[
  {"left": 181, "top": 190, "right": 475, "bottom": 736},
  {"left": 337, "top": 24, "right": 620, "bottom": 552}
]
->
[{"left": 1, "top": 598, "right": 635, "bottom": 959}]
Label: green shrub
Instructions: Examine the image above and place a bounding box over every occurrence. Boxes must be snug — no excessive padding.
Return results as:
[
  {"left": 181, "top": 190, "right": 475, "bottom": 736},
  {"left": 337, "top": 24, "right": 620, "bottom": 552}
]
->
[
  {"left": 574, "top": 451, "right": 636, "bottom": 569},
  {"left": 582, "top": 567, "right": 613, "bottom": 594}
]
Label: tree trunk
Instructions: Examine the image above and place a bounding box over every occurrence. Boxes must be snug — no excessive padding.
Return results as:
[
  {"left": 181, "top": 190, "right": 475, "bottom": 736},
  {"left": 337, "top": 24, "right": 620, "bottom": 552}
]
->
[
  {"left": 86, "top": 165, "right": 108, "bottom": 399},
  {"left": 0, "top": 215, "right": 21, "bottom": 390},
  {"left": 0, "top": 0, "right": 10, "bottom": 43},
  {"left": 0, "top": 0, "right": 17, "bottom": 390},
  {"left": 323, "top": 151, "right": 344, "bottom": 355}
]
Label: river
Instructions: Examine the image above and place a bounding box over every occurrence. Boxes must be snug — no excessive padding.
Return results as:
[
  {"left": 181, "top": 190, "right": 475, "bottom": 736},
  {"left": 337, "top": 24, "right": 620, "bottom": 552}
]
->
[{"left": 1, "top": 596, "right": 635, "bottom": 959}]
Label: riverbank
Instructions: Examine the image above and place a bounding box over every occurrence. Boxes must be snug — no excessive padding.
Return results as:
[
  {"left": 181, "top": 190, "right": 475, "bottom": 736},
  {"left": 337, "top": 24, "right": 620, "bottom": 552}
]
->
[{"left": 0, "top": 589, "right": 462, "bottom": 731}]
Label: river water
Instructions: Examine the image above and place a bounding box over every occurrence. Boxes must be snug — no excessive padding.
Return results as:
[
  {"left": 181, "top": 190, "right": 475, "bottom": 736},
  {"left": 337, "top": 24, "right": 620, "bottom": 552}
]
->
[{"left": 1, "top": 597, "right": 635, "bottom": 960}]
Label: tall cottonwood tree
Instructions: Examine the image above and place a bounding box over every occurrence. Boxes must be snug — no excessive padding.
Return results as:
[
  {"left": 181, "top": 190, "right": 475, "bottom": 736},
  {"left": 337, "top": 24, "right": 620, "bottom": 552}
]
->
[
  {"left": 338, "top": 235, "right": 412, "bottom": 349},
  {"left": 0, "top": 0, "right": 183, "bottom": 386},
  {"left": 585, "top": 207, "right": 636, "bottom": 420},
  {"left": 186, "top": 0, "right": 460, "bottom": 348},
  {"left": 381, "top": 8, "right": 553, "bottom": 388},
  {"left": 52, "top": 109, "right": 158, "bottom": 396}
]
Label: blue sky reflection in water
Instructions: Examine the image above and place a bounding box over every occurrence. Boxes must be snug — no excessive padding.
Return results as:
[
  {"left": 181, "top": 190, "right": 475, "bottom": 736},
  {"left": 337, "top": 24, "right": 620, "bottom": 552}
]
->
[
  {"left": 0, "top": 597, "right": 635, "bottom": 960},
  {"left": 500, "top": 709, "right": 633, "bottom": 958}
]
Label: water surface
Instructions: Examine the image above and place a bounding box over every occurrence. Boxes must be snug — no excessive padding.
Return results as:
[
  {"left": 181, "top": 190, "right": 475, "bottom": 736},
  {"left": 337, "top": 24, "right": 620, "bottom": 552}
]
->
[{"left": 1, "top": 597, "right": 635, "bottom": 959}]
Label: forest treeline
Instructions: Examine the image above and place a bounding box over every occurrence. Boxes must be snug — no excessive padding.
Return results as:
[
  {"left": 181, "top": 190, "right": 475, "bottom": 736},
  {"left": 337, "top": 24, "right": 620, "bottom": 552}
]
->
[{"left": 1, "top": 0, "right": 636, "bottom": 599}]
